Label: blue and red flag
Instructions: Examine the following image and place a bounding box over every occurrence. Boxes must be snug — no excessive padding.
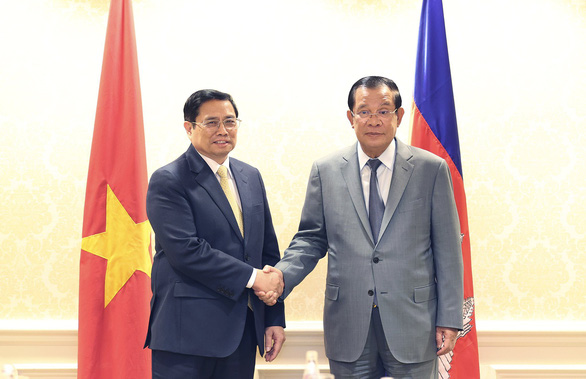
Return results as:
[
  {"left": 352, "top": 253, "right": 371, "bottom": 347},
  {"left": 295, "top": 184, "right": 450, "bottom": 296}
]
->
[{"left": 409, "top": 0, "right": 480, "bottom": 377}]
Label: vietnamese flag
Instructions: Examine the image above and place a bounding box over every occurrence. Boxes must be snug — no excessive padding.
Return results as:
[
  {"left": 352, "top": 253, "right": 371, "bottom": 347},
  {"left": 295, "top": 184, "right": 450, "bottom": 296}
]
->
[
  {"left": 78, "top": 0, "right": 152, "bottom": 377},
  {"left": 409, "top": 0, "right": 480, "bottom": 378}
]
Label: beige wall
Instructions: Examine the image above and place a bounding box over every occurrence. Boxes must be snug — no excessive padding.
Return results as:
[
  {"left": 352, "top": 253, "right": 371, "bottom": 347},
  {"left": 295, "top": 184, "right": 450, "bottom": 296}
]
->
[{"left": 0, "top": 0, "right": 584, "bottom": 325}]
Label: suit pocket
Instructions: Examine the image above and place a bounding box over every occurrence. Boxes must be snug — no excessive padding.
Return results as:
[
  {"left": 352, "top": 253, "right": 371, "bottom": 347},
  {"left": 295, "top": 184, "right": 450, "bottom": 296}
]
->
[
  {"left": 413, "top": 283, "right": 437, "bottom": 303},
  {"left": 398, "top": 198, "right": 424, "bottom": 213},
  {"left": 325, "top": 284, "right": 339, "bottom": 301},
  {"left": 174, "top": 282, "right": 218, "bottom": 299}
]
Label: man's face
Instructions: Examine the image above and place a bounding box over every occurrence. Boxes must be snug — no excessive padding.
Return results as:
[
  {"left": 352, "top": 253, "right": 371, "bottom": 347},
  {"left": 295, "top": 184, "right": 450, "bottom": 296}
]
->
[
  {"left": 347, "top": 85, "right": 405, "bottom": 158},
  {"left": 184, "top": 100, "right": 238, "bottom": 164}
]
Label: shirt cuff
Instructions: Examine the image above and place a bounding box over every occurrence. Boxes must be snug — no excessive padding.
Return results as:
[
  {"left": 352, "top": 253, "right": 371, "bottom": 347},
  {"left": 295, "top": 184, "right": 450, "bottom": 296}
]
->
[{"left": 246, "top": 268, "right": 257, "bottom": 288}]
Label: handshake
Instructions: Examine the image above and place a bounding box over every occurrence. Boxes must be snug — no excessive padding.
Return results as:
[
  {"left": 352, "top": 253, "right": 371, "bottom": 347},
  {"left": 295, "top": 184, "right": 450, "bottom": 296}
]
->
[{"left": 251, "top": 265, "right": 283, "bottom": 306}]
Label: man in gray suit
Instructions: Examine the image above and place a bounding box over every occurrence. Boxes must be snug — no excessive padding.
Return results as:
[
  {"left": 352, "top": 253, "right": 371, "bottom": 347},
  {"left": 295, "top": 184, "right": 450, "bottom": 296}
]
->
[{"left": 258, "top": 76, "right": 464, "bottom": 378}]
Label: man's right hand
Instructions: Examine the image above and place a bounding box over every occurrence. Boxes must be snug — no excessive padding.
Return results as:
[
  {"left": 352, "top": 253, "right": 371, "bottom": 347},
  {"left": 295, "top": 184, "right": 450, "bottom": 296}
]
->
[{"left": 252, "top": 265, "right": 283, "bottom": 306}]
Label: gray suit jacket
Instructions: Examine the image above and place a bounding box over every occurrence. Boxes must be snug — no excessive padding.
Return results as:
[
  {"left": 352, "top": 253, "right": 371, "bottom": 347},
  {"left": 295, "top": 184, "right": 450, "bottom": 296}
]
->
[{"left": 275, "top": 138, "right": 463, "bottom": 363}]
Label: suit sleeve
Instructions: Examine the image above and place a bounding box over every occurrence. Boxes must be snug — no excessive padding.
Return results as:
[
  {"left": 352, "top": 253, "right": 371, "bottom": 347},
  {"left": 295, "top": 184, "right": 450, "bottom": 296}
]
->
[
  {"left": 431, "top": 160, "right": 464, "bottom": 329},
  {"left": 276, "top": 162, "right": 328, "bottom": 298},
  {"left": 147, "top": 167, "right": 252, "bottom": 300}
]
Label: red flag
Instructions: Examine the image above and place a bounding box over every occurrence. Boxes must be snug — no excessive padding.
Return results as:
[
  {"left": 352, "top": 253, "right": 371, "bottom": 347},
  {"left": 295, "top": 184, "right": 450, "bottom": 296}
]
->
[
  {"left": 78, "top": 0, "right": 152, "bottom": 377},
  {"left": 409, "top": 0, "right": 480, "bottom": 377}
]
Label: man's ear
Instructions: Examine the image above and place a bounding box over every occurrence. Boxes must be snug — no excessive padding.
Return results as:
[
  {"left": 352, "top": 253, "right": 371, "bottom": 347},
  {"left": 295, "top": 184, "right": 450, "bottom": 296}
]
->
[
  {"left": 396, "top": 108, "right": 405, "bottom": 126},
  {"left": 184, "top": 121, "right": 193, "bottom": 134},
  {"left": 347, "top": 110, "right": 354, "bottom": 128}
]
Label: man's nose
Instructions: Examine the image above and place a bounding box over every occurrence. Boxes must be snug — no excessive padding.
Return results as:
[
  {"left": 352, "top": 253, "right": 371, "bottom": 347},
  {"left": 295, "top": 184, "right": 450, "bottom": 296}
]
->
[
  {"left": 216, "top": 123, "right": 229, "bottom": 134},
  {"left": 367, "top": 114, "right": 382, "bottom": 126}
]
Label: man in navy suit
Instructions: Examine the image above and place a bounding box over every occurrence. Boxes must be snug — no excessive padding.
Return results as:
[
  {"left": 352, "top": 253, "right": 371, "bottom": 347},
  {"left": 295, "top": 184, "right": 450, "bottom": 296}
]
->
[{"left": 145, "top": 89, "right": 286, "bottom": 379}]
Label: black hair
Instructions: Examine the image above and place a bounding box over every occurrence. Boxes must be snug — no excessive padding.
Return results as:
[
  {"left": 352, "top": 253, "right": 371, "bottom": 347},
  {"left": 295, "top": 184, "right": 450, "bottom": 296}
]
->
[
  {"left": 183, "top": 89, "right": 239, "bottom": 122},
  {"left": 347, "top": 76, "right": 402, "bottom": 111}
]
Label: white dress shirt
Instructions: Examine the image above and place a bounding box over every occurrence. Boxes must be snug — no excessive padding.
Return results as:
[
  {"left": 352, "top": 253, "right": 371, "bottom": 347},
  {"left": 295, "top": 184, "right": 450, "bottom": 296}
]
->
[{"left": 357, "top": 139, "right": 396, "bottom": 213}]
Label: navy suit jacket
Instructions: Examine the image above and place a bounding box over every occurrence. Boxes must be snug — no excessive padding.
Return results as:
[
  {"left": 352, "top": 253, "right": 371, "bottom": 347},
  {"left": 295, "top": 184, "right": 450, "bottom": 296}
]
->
[{"left": 144, "top": 145, "right": 285, "bottom": 358}]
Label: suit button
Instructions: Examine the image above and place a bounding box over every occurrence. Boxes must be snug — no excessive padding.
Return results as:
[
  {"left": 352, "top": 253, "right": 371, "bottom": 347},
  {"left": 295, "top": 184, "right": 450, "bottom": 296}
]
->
[
  {"left": 368, "top": 290, "right": 374, "bottom": 296},
  {"left": 245, "top": 255, "right": 250, "bottom": 261},
  {"left": 373, "top": 257, "right": 379, "bottom": 263}
]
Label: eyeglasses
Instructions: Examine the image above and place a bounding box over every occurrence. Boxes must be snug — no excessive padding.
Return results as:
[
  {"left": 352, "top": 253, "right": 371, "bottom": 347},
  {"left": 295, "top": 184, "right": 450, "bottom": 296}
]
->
[
  {"left": 351, "top": 109, "right": 397, "bottom": 120},
  {"left": 190, "top": 118, "right": 241, "bottom": 131}
]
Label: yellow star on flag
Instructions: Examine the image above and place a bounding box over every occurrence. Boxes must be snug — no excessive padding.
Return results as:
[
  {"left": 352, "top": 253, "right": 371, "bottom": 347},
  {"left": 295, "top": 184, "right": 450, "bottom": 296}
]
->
[{"left": 82, "top": 185, "right": 152, "bottom": 307}]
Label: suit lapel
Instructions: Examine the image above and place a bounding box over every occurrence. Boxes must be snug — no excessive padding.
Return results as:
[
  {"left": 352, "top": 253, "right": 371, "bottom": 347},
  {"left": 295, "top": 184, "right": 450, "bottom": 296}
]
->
[
  {"left": 186, "top": 146, "right": 244, "bottom": 242},
  {"left": 379, "top": 139, "right": 414, "bottom": 238},
  {"left": 341, "top": 144, "right": 373, "bottom": 244}
]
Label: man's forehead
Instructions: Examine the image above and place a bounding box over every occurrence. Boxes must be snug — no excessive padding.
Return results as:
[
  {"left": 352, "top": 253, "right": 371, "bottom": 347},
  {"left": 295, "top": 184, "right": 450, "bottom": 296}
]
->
[
  {"left": 199, "top": 100, "right": 236, "bottom": 117},
  {"left": 355, "top": 87, "right": 395, "bottom": 108}
]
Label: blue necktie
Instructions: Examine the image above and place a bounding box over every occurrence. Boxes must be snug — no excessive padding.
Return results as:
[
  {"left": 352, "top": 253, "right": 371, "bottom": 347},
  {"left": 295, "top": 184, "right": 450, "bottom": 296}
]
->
[{"left": 367, "top": 159, "right": 385, "bottom": 244}]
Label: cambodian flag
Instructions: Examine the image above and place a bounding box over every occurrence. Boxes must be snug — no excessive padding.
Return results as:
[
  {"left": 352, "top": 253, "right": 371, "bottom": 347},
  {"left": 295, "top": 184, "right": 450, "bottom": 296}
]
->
[{"left": 409, "top": 0, "right": 480, "bottom": 377}]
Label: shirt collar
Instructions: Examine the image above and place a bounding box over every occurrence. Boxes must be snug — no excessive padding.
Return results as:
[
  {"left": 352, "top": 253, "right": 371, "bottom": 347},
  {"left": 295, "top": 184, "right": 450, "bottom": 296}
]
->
[
  {"left": 357, "top": 139, "right": 396, "bottom": 170},
  {"left": 196, "top": 150, "right": 232, "bottom": 177}
]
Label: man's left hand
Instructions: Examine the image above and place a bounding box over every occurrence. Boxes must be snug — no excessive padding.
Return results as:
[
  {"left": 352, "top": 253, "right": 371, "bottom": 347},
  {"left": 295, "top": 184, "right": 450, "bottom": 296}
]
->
[
  {"left": 264, "top": 326, "right": 286, "bottom": 362},
  {"left": 436, "top": 326, "right": 458, "bottom": 356}
]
